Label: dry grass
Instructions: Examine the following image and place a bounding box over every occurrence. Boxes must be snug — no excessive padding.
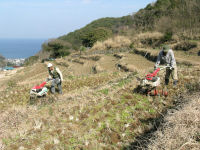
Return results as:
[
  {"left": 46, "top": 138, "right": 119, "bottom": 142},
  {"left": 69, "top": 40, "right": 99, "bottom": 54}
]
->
[
  {"left": 132, "top": 32, "right": 163, "bottom": 48},
  {"left": 0, "top": 47, "right": 200, "bottom": 149},
  {"left": 1, "top": 72, "right": 161, "bottom": 150},
  {"left": 149, "top": 94, "right": 200, "bottom": 150},
  {"left": 1, "top": 65, "right": 198, "bottom": 150},
  {"left": 91, "top": 36, "right": 131, "bottom": 51},
  {"left": 134, "top": 32, "right": 163, "bottom": 41}
]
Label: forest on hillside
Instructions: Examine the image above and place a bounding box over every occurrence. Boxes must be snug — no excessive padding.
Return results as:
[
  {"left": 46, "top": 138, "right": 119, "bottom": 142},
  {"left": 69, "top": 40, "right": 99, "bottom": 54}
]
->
[{"left": 40, "top": 0, "right": 200, "bottom": 58}]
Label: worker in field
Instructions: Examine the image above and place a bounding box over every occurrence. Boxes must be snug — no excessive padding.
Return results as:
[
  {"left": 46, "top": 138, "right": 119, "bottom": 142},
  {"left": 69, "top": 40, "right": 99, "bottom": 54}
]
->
[
  {"left": 155, "top": 45, "right": 178, "bottom": 86},
  {"left": 47, "top": 63, "right": 63, "bottom": 94}
]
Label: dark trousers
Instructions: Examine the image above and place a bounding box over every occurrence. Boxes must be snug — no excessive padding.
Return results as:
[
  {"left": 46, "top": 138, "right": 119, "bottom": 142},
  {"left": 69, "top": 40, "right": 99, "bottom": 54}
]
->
[
  {"left": 165, "top": 66, "right": 178, "bottom": 85},
  {"left": 51, "top": 78, "right": 62, "bottom": 94}
]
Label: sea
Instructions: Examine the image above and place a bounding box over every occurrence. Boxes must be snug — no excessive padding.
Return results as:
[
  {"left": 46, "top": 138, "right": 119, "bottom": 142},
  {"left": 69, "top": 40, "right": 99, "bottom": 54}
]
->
[{"left": 0, "top": 39, "right": 47, "bottom": 59}]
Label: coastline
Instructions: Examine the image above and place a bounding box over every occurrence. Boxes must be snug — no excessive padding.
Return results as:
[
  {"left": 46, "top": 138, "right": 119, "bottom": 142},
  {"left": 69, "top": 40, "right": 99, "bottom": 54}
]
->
[{"left": 0, "top": 58, "right": 25, "bottom": 71}]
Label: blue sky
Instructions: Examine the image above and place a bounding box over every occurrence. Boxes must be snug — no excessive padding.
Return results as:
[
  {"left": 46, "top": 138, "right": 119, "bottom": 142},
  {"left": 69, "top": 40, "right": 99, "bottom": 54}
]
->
[{"left": 0, "top": 0, "right": 154, "bottom": 39}]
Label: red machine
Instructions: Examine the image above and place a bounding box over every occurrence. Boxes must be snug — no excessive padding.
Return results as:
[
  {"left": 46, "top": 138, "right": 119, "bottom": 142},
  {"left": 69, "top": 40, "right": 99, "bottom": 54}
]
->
[
  {"left": 30, "top": 82, "right": 48, "bottom": 98},
  {"left": 146, "top": 68, "right": 160, "bottom": 81},
  {"left": 135, "top": 66, "right": 169, "bottom": 97}
]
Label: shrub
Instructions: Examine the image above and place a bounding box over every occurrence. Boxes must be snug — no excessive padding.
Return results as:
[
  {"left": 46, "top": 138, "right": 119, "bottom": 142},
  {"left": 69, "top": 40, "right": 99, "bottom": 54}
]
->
[
  {"left": 198, "top": 51, "right": 200, "bottom": 56},
  {"left": 79, "top": 46, "right": 86, "bottom": 55},
  {"left": 129, "top": 43, "right": 135, "bottom": 49},
  {"left": 82, "top": 27, "right": 112, "bottom": 47},
  {"left": 43, "top": 39, "right": 71, "bottom": 58},
  {"left": 174, "top": 41, "right": 197, "bottom": 51},
  {"left": 51, "top": 49, "right": 70, "bottom": 58},
  {"left": 162, "top": 31, "right": 173, "bottom": 42}
]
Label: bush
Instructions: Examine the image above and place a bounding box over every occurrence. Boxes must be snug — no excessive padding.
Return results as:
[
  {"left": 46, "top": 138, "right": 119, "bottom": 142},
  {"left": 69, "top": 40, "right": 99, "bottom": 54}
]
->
[
  {"left": 43, "top": 39, "right": 71, "bottom": 58},
  {"left": 162, "top": 31, "right": 173, "bottom": 42},
  {"left": 79, "top": 46, "right": 86, "bottom": 55},
  {"left": 82, "top": 27, "right": 112, "bottom": 47},
  {"left": 129, "top": 43, "right": 135, "bottom": 49},
  {"left": 198, "top": 51, "right": 200, "bottom": 56},
  {"left": 51, "top": 49, "right": 70, "bottom": 58},
  {"left": 174, "top": 41, "right": 197, "bottom": 51}
]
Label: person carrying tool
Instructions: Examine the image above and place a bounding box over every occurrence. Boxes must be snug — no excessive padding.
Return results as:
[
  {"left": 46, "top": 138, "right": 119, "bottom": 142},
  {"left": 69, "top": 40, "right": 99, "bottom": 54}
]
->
[
  {"left": 155, "top": 45, "right": 178, "bottom": 86},
  {"left": 47, "top": 63, "right": 63, "bottom": 94}
]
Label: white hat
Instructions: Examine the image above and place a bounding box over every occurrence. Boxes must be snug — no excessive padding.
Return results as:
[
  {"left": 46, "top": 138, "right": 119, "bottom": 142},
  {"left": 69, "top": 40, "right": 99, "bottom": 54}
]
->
[{"left": 47, "top": 63, "right": 53, "bottom": 68}]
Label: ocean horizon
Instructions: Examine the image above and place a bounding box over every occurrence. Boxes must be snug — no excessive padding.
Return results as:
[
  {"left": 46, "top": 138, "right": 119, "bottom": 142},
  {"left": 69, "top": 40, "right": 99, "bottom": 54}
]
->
[{"left": 0, "top": 38, "right": 47, "bottom": 59}]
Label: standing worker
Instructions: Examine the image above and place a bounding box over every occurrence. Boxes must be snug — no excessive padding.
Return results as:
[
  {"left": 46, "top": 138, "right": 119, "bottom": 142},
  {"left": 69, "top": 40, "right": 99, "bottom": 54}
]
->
[
  {"left": 155, "top": 45, "right": 178, "bottom": 86},
  {"left": 47, "top": 63, "right": 63, "bottom": 94}
]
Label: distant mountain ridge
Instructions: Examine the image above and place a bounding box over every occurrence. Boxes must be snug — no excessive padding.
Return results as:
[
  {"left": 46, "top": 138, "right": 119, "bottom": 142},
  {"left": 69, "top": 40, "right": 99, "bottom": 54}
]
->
[{"left": 40, "top": 0, "right": 200, "bottom": 58}]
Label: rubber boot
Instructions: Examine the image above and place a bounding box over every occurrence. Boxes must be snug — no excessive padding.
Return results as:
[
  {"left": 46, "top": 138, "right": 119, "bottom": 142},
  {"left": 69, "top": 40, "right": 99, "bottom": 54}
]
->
[
  {"left": 173, "top": 80, "right": 178, "bottom": 86},
  {"left": 58, "top": 83, "right": 63, "bottom": 94},
  {"left": 51, "top": 86, "right": 56, "bottom": 94},
  {"left": 165, "top": 79, "right": 169, "bottom": 85}
]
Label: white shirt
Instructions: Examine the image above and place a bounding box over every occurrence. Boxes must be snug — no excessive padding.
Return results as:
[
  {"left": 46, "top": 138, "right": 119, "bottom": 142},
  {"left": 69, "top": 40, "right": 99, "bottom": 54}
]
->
[{"left": 155, "top": 49, "right": 176, "bottom": 68}]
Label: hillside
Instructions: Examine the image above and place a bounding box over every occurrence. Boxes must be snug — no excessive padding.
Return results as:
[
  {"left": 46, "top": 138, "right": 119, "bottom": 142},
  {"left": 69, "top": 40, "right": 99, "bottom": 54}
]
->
[
  {"left": 0, "top": 45, "right": 200, "bottom": 149},
  {"left": 39, "top": 0, "right": 200, "bottom": 59}
]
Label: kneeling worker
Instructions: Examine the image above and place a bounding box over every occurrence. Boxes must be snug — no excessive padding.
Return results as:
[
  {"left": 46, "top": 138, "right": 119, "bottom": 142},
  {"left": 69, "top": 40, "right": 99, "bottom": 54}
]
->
[
  {"left": 47, "top": 63, "right": 63, "bottom": 94},
  {"left": 155, "top": 45, "right": 178, "bottom": 86}
]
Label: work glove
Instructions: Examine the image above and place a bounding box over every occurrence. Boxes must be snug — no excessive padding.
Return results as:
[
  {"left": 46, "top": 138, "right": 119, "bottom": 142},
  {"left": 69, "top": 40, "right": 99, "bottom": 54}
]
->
[{"left": 46, "top": 78, "right": 52, "bottom": 82}]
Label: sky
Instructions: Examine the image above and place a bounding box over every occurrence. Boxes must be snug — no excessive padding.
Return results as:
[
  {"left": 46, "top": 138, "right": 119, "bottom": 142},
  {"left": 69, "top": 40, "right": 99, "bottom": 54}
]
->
[{"left": 0, "top": 0, "right": 154, "bottom": 39}]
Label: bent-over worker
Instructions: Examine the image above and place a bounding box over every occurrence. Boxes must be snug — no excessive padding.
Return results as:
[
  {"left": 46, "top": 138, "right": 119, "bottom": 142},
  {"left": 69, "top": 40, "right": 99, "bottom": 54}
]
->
[
  {"left": 155, "top": 45, "right": 178, "bottom": 86},
  {"left": 47, "top": 63, "right": 63, "bottom": 94}
]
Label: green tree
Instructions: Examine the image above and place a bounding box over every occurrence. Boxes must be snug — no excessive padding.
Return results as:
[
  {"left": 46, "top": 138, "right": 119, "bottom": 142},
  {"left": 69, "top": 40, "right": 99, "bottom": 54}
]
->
[
  {"left": 44, "top": 39, "right": 71, "bottom": 58},
  {"left": 82, "top": 27, "right": 112, "bottom": 47}
]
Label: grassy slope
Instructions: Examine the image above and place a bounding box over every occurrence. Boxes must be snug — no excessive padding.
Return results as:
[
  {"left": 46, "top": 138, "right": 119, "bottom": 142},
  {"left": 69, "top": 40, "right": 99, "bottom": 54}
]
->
[
  {"left": 148, "top": 93, "right": 200, "bottom": 149},
  {"left": 0, "top": 49, "right": 199, "bottom": 149}
]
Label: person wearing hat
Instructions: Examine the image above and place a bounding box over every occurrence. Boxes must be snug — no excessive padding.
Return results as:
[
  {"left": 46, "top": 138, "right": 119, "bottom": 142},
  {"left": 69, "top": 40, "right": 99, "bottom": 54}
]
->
[
  {"left": 47, "top": 63, "right": 63, "bottom": 94},
  {"left": 155, "top": 45, "right": 178, "bottom": 86}
]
